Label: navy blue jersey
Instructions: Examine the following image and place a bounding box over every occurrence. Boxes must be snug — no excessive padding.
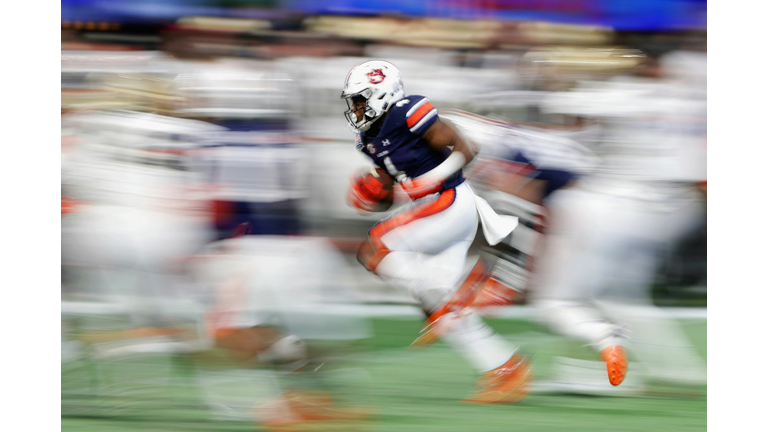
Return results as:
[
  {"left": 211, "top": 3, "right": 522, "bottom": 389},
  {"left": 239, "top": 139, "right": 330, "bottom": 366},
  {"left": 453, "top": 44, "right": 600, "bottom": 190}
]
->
[
  {"left": 356, "top": 95, "right": 464, "bottom": 192},
  {"left": 504, "top": 150, "right": 578, "bottom": 200}
]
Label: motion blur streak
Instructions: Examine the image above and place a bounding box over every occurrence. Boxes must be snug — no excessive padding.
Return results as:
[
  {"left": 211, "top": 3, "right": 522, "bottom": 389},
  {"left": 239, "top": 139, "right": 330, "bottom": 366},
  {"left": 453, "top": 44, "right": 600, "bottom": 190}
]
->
[{"left": 62, "top": 1, "right": 706, "bottom": 431}]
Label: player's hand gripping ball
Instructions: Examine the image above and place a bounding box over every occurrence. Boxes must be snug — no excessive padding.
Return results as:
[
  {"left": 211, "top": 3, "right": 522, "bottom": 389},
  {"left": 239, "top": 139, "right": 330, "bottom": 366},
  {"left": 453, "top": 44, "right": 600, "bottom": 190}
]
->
[{"left": 347, "top": 167, "right": 395, "bottom": 213}]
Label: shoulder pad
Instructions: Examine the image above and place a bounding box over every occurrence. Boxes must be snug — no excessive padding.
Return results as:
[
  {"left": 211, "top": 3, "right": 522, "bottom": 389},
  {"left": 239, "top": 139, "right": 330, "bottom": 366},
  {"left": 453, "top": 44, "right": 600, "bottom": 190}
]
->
[{"left": 390, "top": 95, "right": 438, "bottom": 135}]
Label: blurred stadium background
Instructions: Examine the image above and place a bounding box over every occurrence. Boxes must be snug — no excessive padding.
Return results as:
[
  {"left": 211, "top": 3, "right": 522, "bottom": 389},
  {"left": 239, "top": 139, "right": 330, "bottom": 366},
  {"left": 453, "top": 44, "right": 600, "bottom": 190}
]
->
[{"left": 61, "top": 1, "right": 706, "bottom": 431}]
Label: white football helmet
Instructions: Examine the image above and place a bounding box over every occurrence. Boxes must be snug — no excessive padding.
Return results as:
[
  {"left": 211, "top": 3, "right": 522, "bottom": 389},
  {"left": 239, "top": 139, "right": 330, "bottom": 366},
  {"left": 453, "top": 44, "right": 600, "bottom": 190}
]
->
[{"left": 340, "top": 60, "right": 404, "bottom": 132}]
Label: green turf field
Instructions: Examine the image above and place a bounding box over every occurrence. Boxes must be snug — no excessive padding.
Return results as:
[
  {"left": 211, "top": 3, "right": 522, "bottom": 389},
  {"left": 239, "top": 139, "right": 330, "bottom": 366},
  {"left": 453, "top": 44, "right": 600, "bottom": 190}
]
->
[{"left": 62, "top": 316, "right": 706, "bottom": 431}]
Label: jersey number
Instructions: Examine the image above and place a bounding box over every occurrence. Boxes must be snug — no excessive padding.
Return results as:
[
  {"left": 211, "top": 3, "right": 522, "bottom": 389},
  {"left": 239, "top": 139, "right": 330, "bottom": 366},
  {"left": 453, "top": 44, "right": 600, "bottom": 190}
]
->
[{"left": 383, "top": 156, "right": 409, "bottom": 182}]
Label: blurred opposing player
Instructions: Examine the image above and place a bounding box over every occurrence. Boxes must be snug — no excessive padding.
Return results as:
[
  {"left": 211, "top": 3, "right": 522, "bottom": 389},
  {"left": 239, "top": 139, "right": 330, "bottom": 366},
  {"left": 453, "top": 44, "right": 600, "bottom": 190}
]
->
[
  {"left": 190, "top": 235, "right": 371, "bottom": 428},
  {"left": 61, "top": 104, "right": 220, "bottom": 327},
  {"left": 341, "top": 60, "right": 531, "bottom": 404},
  {"left": 440, "top": 109, "right": 600, "bottom": 310},
  {"left": 523, "top": 54, "right": 707, "bottom": 390}
]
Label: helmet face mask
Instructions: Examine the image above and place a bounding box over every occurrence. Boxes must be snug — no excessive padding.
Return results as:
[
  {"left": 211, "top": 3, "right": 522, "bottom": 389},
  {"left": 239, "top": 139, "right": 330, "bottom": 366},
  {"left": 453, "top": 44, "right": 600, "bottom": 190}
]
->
[
  {"left": 343, "top": 90, "right": 374, "bottom": 129},
  {"left": 341, "top": 60, "right": 404, "bottom": 132}
]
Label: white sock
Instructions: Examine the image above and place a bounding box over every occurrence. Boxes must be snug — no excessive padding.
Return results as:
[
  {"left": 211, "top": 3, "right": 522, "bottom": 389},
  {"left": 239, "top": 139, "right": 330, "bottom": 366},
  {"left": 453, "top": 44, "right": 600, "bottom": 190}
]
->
[
  {"left": 377, "top": 251, "right": 514, "bottom": 373},
  {"left": 536, "top": 300, "right": 623, "bottom": 353},
  {"left": 440, "top": 311, "right": 516, "bottom": 373}
]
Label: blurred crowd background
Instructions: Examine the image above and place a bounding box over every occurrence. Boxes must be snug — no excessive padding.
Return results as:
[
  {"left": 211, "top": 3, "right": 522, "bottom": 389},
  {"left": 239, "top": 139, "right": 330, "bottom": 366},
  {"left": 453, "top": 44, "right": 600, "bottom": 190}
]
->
[
  {"left": 61, "top": 0, "right": 706, "bottom": 428},
  {"left": 62, "top": 0, "right": 706, "bottom": 302}
]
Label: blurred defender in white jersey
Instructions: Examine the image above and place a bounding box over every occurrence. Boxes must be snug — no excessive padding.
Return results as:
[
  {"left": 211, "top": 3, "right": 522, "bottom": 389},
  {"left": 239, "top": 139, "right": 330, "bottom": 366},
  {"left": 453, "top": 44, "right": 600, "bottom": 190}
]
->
[
  {"left": 188, "top": 235, "right": 371, "bottom": 427},
  {"left": 527, "top": 54, "right": 707, "bottom": 391},
  {"left": 62, "top": 103, "right": 222, "bottom": 328},
  {"left": 443, "top": 49, "right": 707, "bottom": 391},
  {"left": 61, "top": 64, "right": 369, "bottom": 427}
]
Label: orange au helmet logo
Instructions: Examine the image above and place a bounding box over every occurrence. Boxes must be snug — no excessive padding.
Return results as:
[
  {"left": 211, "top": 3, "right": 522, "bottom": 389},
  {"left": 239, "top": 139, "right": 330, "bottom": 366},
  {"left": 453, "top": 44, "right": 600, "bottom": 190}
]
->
[{"left": 367, "top": 69, "right": 386, "bottom": 84}]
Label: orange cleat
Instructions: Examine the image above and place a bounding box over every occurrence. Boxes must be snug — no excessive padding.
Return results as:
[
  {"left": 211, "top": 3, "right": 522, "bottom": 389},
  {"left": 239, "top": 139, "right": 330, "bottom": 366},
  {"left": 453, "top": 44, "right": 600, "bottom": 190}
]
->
[
  {"left": 600, "top": 346, "right": 628, "bottom": 386},
  {"left": 470, "top": 277, "right": 520, "bottom": 309},
  {"left": 464, "top": 353, "right": 533, "bottom": 404},
  {"left": 255, "top": 390, "right": 370, "bottom": 432}
]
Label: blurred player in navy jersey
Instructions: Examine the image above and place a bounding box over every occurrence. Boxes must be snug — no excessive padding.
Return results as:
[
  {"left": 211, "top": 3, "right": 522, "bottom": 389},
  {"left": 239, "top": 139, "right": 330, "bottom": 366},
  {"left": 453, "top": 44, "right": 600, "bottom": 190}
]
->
[
  {"left": 341, "top": 60, "right": 531, "bottom": 404},
  {"left": 441, "top": 109, "right": 600, "bottom": 311}
]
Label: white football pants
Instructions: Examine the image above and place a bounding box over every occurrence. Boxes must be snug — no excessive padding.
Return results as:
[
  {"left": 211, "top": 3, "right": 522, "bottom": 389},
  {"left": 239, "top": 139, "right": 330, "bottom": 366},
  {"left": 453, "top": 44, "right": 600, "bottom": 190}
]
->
[
  {"left": 529, "top": 184, "right": 706, "bottom": 383},
  {"left": 62, "top": 204, "right": 213, "bottom": 325},
  {"left": 372, "top": 182, "right": 516, "bottom": 372}
]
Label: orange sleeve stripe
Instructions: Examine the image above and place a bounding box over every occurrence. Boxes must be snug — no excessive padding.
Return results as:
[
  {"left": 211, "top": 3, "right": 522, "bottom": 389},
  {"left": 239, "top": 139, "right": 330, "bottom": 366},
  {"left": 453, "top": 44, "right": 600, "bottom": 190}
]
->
[
  {"left": 369, "top": 188, "right": 455, "bottom": 250},
  {"left": 406, "top": 102, "right": 435, "bottom": 128}
]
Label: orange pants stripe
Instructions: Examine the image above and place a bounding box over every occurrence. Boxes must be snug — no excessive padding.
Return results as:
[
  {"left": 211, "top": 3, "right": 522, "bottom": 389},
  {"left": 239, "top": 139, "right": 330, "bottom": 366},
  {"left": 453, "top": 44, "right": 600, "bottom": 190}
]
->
[{"left": 365, "top": 188, "right": 456, "bottom": 272}]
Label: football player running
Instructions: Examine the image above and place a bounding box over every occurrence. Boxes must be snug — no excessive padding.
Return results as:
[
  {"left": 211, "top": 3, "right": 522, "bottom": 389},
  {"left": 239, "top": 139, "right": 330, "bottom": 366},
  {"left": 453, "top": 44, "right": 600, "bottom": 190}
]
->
[
  {"left": 525, "top": 57, "right": 707, "bottom": 392},
  {"left": 341, "top": 60, "right": 531, "bottom": 404}
]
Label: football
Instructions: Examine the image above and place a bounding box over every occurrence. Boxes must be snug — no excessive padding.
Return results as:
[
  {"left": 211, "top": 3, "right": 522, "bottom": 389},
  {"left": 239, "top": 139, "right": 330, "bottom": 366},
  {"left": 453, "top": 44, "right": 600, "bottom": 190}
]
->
[{"left": 358, "top": 167, "right": 395, "bottom": 212}]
